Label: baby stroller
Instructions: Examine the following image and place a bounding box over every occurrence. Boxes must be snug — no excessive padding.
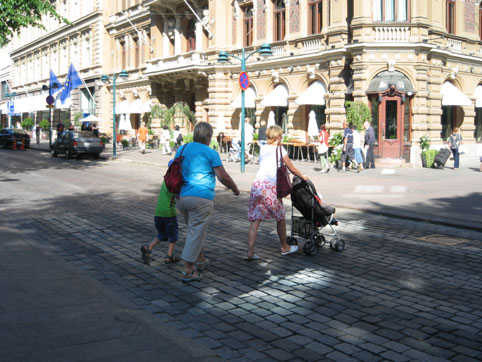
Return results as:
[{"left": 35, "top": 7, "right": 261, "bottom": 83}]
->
[{"left": 288, "top": 176, "right": 346, "bottom": 255}]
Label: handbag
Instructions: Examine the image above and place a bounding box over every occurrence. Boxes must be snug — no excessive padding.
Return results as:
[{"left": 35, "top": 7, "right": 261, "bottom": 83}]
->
[
  {"left": 459, "top": 144, "right": 468, "bottom": 154},
  {"left": 276, "top": 146, "right": 292, "bottom": 198}
]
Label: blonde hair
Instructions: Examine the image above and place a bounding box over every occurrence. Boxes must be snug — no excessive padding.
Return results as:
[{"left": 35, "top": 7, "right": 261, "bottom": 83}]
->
[{"left": 266, "top": 125, "right": 283, "bottom": 144}]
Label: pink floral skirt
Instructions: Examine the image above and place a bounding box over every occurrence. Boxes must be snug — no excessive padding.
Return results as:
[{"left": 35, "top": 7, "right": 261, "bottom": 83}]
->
[{"left": 248, "top": 178, "right": 285, "bottom": 222}]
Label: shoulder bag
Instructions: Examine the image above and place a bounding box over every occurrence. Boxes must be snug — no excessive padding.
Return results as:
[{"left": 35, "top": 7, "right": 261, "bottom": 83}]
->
[{"left": 276, "top": 146, "right": 292, "bottom": 198}]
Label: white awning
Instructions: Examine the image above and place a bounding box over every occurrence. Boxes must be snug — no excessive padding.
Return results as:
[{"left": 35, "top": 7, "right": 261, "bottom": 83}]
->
[
  {"left": 231, "top": 87, "right": 256, "bottom": 108},
  {"left": 129, "top": 99, "right": 144, "bottom": 114},
  {"left": 12, "top": 94, "right": 49, "bottom": 113},
  {"left": 0, "top": 102, "right": 7, "bottom": 114},
  {"left": 295, "top": 80, "right": 326, "bottom": 105},
  {"left": 441, "top": 82, "right": 472, "bottom": 106},
  {"left": 115, "top": 100, "right": 129, "bottom": 114},
  {"left": 261, "top": 84, "right": 289, "bottom": 107},
  {"left": 474, "top": 85, "right": 482, "bottom": 108}
]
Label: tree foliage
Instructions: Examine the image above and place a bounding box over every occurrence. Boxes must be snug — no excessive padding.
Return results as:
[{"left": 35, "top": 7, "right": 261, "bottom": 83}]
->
[
  {"left": 345, "top": 101, "right": 371, "bottom": 131},
  {"left": 0, "top": 0, "right": 70, "bottom": 46}
]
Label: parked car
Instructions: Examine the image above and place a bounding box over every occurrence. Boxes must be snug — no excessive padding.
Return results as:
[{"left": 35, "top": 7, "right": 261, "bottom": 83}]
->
[
  {"left": 51, "top": 131, "right": 104, "bottom": 159},
  {"left": 0, "top": 128, "right": 31, "bottom": 149}
]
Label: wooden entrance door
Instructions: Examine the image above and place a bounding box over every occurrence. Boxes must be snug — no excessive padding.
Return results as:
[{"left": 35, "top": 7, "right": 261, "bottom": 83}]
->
[{"left": 378, "top": 96, "right": 404, "bottom": 158}]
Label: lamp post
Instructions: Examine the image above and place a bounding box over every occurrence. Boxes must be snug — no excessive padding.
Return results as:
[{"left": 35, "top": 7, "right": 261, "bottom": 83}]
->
[
  {"left": 101, "top": 70, "right": 128, "bottom": 157},
  {"left": 217, "top": 44, "right": 272, "bottom": 173},
  {"left": 4, "top": 92, "right": 17, "bottom": 128}
]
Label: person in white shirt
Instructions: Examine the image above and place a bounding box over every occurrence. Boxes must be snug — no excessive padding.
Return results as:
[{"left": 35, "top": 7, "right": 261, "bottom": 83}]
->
[
  {"left": 242, "top": 118, "right": 254, "bottom": 162},
  {"left": 246, "top": 125, "right": 308, "bottom": 260},
  {"left": 351, "top": 125, "right": 364, "bottom": 172},
  {"left": 161, "top": 125, "right": 172, "bottom": 155}
]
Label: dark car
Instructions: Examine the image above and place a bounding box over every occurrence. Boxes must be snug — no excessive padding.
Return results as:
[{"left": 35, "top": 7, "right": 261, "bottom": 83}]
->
[
  {"left": 0, "top": 128, "right": 31, "bottom": 149},
  {"left": 51, "top": 131, "right": 105, "bottom": 159}
]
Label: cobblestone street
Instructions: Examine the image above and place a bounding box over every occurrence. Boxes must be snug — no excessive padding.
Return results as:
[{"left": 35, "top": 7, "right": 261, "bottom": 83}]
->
[{"left": 1, "top": 150, "right": 482, "bottom": 361}]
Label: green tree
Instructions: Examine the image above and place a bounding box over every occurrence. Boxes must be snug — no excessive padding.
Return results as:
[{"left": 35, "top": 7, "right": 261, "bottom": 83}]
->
[
  {"left": 39, "top": 119, "right": 50, "bottom": 131},
  {"left": 345, "top": 101, "right": 371, "bottom": 131},
  {"left": 21, "top": 117, "right": 34, "bottom": 130},
  {"left": 0, "top": 0, "right": 70, "bottom": 46}
]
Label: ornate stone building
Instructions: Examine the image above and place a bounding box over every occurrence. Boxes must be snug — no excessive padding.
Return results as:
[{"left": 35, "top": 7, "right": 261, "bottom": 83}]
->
[{"left": 4, "top": 0, "right": 482, "bottom": 164}]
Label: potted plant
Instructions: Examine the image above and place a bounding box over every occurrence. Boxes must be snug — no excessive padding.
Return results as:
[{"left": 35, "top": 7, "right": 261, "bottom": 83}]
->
[
  {"left": 420, "top": 135, "right": 430, "bottom": 167},
  {"left": 21, "top": 117, "right": 34, "bottom": 132},
  {"left": 328, "top": 132, "right": 344, "bottom": 169}
]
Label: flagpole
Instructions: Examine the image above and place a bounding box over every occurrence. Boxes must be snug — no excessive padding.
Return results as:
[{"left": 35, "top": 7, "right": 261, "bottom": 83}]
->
[{"left": 71, "top": 63, "right": 96, "bottom": 115}]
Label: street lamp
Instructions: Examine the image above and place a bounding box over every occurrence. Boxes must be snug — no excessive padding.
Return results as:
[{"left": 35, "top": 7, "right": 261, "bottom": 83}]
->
[
  {"left": 4, "top": 92, "right": 17, "bottom": 128},
  {"left": 101, "top": 70, "right": 128, "bottom": 157},
  {"left": 217, "top": 43, "right": 272, "bottom": 173}
]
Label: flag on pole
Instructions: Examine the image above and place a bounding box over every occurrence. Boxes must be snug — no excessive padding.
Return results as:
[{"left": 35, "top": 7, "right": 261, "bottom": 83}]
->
[
  {"left": 60, "top": 64, "right": 82, "bottom": 104},
  {"left": 49, "top": 70, "right": 61, "bottom": 94}
]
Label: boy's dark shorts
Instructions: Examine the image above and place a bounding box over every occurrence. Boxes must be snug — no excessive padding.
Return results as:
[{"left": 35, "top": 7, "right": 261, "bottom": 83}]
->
[{"left": 154, "top": 216, "right": 178, "bottom": 243}]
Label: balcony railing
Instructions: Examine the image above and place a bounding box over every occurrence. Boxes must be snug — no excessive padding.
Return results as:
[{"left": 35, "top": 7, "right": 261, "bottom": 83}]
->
[
  {"left": 145, "top": 51, "right": 207, "bottom": 73},
  {"left": 447, "top": 38, "right": 462, "bottom": 53},
  {"left": 302, "top": 38, "right": 322, "bottom": 53},
  {"left": 374, "top": 26, "right": 410, "bottom": 42}
]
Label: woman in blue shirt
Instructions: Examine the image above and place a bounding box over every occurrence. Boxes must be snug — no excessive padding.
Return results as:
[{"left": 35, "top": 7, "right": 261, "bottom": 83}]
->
[{"left": 176, "top": 122, "right": 240, "bottom": 282}]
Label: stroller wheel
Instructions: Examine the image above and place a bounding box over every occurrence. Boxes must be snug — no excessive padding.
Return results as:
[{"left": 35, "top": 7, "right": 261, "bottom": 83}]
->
[
  {"left": 303, "top": 241, "right": 318, "bottom": 256},
  {"left": 312, "top": 234, "right": 325, "bottom": 247},
  {"left": 330, "top": 238, "right": 346, "bottom": 252},
  {"left": 287, "top": 237, "right": 298, "bottom": 246}
]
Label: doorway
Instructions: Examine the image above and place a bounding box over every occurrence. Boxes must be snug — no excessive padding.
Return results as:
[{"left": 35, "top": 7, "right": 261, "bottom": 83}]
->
[{"left": 378, "top": 95, "right": 404, "bottom": 158}]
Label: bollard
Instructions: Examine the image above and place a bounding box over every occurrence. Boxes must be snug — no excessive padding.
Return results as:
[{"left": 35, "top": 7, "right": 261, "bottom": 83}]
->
[
  {"left": 20, "top": 139, "right": 25, "bottom": 151},
  {"left": 12, "top": 138, "right": 17, "bottom": 151}
]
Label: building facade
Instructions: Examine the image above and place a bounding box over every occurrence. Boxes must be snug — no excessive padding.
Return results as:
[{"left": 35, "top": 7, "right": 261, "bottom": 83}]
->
[{"left": 4, "top": 0, "right": 482, "bottom": 164}]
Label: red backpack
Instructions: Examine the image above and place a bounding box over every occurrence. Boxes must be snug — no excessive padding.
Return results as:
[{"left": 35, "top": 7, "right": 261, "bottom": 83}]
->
[{"left": 164, "top": 144, "right": 187, "bottom": 195}]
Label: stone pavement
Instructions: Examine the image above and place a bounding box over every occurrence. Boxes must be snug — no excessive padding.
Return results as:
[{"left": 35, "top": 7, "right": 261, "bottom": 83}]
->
[
  {"left": 2, "top": 177, "right": 482, "bottom": 362},
  {"left": 0, "top": 225, "right": 221, "bottom": 362},
  {"left": 31, "top": 139, "right": 482, "bottom": 231}
]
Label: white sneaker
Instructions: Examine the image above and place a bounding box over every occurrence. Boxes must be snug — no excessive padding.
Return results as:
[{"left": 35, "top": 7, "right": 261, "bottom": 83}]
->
[{"left": 281, "top": 245, "right": 298, "bottom": 255}]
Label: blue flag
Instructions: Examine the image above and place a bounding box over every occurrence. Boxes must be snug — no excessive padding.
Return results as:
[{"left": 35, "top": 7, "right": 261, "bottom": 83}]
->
[
  {"left": 60, "top": 64, "right": 83, "bottom": 104},
  {"left": 49, "top": 70, "right": 61, "bottom": 94}
]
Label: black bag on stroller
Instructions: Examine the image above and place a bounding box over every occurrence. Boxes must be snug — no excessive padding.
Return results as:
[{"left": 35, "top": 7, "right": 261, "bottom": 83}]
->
[
  {"left": 289, "top": 176, "right": 345, "bottom": 255},
  {"left": 433, "top": 148, "right": 451, "bottom": 169}
]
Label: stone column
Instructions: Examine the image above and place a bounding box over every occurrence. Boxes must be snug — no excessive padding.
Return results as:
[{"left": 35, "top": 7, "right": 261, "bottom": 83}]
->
[
  {"left": 163, "top": 21, "right": 170, "bottom": 58},
  {"left": 174, "top": 17, "right": 182, "bottom": 55},
  {"left": 195, "top": 19, "right": 203, "bottom": 51}
]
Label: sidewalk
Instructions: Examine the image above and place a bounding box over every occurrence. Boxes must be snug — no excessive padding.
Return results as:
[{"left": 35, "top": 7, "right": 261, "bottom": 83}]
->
[
  {"left": 0, "top": 225, "right": 221, "bottom": 362},
  {"left": 30, "top": 139, "right": 482, "bottom": 231}
]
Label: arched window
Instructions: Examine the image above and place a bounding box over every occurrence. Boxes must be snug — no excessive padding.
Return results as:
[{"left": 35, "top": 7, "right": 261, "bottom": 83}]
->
[
  {"left": 308, "top": 0, "right": 323, "bottom": 35},
  {"left": 446, "top": 0, "right": 456, "bottom": 34},
  {"left": 373, "top": 0, "right": 408, "bottom": 22},
  {"left": 274, "top": 0, "right": 286, "bottom": 41}
]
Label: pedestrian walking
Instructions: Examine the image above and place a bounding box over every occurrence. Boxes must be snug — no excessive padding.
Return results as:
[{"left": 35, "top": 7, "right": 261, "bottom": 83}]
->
[
  {"left": 363, "top": 121, "right": 376, "bottom": 169},
  {"left": 340, "top": 121, "right": 354, "bottom": 172},
  {"left": 138, "top": 122, "right": 149, "bottom": 154},
  {"left": 246, "top": 125, "right": 308, "bottom": 260},
  {"left": 140, "top": 161, "right": 180, "bottom": 266},
  {"left": 35, "top": 124, "right": 40, "bottom": 144},
  {"left": 173, "top": 125, "right": 183, "bottom": 151},
  {"left": 176, "top": 122, "right": 240, "bottom": 282},
  {"left": 161, "top": 125, "right": 172, "bottom": 155},
  {"left": 448, "top": 127, "right": 463, "bottom": 170},
  {"left": 318, "top": 124, "right": 330, "bottom": 173},
  {"left": 352, "top": 125, "right": 364, "bottom": 172}
]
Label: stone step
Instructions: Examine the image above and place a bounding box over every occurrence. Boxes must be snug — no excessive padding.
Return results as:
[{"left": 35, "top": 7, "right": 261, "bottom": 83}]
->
[{"left": 374, "top": 158, "right": 412, "bottom": 168}]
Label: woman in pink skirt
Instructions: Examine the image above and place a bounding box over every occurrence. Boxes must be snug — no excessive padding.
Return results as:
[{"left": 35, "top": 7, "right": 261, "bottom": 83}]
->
[{"left": 247, "top": 125, "right": 309, "bottom": 260}]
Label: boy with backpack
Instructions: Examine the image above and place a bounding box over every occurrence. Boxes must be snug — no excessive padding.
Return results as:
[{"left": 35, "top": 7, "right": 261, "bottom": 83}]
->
[{"left": 141, "top": 160, "right": 180, "bottom": 265}]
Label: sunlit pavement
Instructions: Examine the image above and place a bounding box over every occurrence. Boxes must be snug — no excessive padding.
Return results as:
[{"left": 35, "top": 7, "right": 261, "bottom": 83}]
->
[{"left": 2, "top": 149, "right": 482, "bottom": 361}]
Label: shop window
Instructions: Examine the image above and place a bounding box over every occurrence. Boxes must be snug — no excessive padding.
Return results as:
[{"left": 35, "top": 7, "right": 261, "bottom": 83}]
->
[
  {"left": 274, "top": 107, "right": 288, "bottom": 133},
  {"left": 243, "top": 6, "right": 254, "bottom": 47},
  {"left": 475, "top": 108, "right": 482, "bottom": 141},
  {"left": 369, "top": 95, "right": 379, "bottom": 140},
  {"left": 309, "top": 105, "right": 326, "bottom": 130},
  {"left": 403, "top": 98, "right": 411, "bottom": 142},
  {"left": 308, "top": 0, "right": 323, "bottom": 35},
  {"left": 441, "top": 106, "right": 456, "bottom": 140},
  {"left": 446, "top": 0, "right": 456, "bottom": 34},
  {"left": 373, "top": 0, "right": 408, "bottom": 22},
  {"left": 274, "top": 0, "right": 286, "bottom": 41}
]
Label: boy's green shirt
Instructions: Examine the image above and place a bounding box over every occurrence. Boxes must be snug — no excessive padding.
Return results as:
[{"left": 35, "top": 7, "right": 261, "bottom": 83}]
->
[{"left": 155, "top": 182, "right": 176, "bottom": 217}]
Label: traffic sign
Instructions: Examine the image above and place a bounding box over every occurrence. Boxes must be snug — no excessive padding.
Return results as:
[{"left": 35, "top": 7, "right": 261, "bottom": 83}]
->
[
  {"left": 46, "top": 95, "right": 55, "bottom": 105},
  {"left": 239, "top": 72, "right": 249, "bottom": 90},
  {"left": 7, "top": 101, "right": 14, "bottom": 115}
]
